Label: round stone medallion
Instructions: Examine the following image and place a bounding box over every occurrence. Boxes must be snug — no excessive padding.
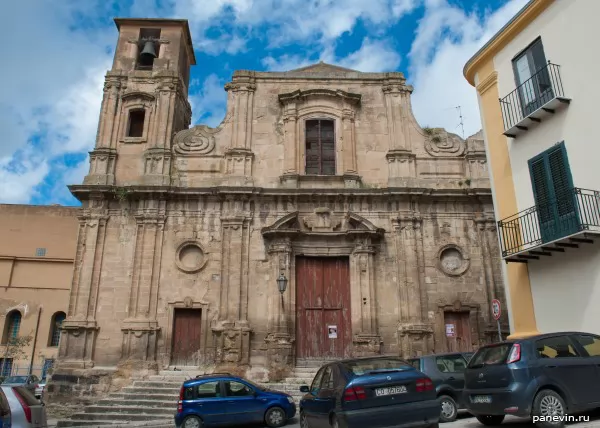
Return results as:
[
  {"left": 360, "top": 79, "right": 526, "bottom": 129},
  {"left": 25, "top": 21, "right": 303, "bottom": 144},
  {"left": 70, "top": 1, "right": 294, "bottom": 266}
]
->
[
  {"left": 175, "top": 241, "right": 208, "bottom": 273},
  {"left": 437, "top": 244, "right": 469, "bottom": 276}
]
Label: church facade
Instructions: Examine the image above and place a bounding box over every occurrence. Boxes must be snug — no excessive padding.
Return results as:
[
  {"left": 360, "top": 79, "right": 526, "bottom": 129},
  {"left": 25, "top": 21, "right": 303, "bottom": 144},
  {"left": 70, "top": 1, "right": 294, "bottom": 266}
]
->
[{"left": 50, "top": 18, "right": 507, "bottom": 396}]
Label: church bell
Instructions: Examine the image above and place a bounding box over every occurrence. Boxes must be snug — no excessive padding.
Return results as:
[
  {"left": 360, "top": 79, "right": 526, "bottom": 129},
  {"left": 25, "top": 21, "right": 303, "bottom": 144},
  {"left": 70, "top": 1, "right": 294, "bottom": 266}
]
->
[{"left": 140, "top": 41, "right": 157, "bottom": 59}]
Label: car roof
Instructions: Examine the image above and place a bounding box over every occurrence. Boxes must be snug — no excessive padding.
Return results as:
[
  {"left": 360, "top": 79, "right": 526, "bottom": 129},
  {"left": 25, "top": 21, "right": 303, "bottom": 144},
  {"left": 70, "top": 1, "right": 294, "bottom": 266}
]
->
[
  {"left": 477, "top": 331, "right": 596, "bottom": 348},
  {"left": 183, "top": 373, "right": 241, "bottom": 385},
  {"left": 413, "top": 352, "right": 471, "bottom": 359},
  {"left": 334, "top": 355, "right": 409, "bottom": 364}
]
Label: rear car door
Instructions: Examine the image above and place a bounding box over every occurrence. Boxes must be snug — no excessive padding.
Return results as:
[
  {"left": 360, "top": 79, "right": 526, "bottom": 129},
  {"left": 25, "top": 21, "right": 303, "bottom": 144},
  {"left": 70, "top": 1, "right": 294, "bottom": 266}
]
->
[
  {"left": 534, "top": 335, "right": 594, "bottom": 407},
  {"left": 570, "top": 334, "right": 600, "bottom": 404},
  {"left": 223, "top": 380, "right": 263, "bottom": 424},
  {"left": 301, "top": 367, "right": 326, "bottom": 426},
  {"left": 434, "top": 354, "right": 468, "bottom": 396},
  {"left": 185, "top": 380, "right": 229, "bottom": 425}
]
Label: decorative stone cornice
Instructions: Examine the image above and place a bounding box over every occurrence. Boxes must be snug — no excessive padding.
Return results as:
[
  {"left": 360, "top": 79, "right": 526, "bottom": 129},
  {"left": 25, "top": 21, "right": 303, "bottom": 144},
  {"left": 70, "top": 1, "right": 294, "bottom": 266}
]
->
[
  {"left": 121, "top": 91, "right": 156, "bottom": 102},
  {"left": 476, "top": 71, "right": 498, "bottom": 96}
]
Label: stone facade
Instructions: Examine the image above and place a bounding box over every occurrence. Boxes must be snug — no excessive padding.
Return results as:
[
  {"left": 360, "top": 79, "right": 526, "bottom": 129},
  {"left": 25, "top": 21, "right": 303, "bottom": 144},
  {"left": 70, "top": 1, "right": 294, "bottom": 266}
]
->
[{"left": 47, "top": 18, "right": 508, "bottom": 404}]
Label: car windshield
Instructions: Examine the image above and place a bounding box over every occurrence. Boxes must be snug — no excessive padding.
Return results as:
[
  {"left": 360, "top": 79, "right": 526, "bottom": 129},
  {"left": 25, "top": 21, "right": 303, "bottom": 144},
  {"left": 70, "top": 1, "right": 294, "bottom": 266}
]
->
[
  {"left": 3, "top": 376, "right": 28, "bottom": 383},
  {"left": 342, "top": 358, "right": 414, "bottom": 376},
  {"left": 468, "top": 344, "right": 513, "bottom": 368}
]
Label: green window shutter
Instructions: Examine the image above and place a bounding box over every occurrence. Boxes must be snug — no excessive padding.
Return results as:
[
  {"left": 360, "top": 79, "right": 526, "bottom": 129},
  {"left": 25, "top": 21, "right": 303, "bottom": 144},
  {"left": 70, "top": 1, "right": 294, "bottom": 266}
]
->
[
  {"left": 546, "top": 143, "right": 575, "bottom": 216},
  {"left": 529, "top": 156, "right": 552, "bottom": 222}
]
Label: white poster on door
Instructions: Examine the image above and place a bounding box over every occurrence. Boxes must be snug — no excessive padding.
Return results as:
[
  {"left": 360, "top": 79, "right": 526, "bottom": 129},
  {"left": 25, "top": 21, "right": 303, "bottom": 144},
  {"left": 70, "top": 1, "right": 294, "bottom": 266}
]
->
[
  {"left": 328, "top": 325, "right": 337, "bottom": 339},
  {"left": 445, "top": 324, "right": 456, "bottom": 337}
]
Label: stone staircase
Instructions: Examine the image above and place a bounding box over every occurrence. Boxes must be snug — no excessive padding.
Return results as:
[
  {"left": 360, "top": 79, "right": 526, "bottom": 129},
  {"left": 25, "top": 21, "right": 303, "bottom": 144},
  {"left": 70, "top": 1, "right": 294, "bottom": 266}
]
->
[{"left": 55, "top": 361, "right": 323, "bottom": 428}]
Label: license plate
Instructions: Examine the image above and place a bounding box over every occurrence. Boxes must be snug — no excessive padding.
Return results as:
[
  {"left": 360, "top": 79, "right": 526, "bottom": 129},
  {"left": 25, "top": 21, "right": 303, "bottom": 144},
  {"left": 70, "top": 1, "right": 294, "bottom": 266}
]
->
[
  {"left": 375, "top": 386, "right": 407, "bottom": 396},
  {"left": 472, "top": 395, "right": 492, "bottom": 403}
]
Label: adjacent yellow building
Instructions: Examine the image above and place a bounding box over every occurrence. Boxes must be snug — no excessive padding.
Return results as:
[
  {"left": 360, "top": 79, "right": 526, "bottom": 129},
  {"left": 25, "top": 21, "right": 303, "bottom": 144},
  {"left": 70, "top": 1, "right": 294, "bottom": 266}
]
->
[
  {"left": 0, "top": 204, "right": 79, "bottom": 379},
  {"left": 464, "top": 0, "right": 600, "bottom": 338}
]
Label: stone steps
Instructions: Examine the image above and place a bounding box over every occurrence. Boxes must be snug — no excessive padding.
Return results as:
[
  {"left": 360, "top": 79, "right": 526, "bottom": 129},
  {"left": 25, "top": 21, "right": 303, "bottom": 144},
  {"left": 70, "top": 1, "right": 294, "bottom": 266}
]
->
[{"left": 56, "top": 366, "right": 319, "bottom": 428}]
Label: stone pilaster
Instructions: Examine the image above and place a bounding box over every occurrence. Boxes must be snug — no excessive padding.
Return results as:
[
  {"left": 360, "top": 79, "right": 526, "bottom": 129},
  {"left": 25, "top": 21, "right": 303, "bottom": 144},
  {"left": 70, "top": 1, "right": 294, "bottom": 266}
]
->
[
  {"left": 351, "top": 239, "right": 382, "bottom": 356},
  {"left": 58, "top": 209, "right": 109, "bottom": 369},
  {"left": 84, "top": 148, "right": 118, "bottom": 185},
  {"left": 393, "top": 212, "right": 434, "bottom": 357},
  {"left": 212, "top": 204, "right": 253, "bottom": 368},
  {"left": 142, "top": 147, "right": 172, "bottom": 186},
  {"left": 120, "top": 207, "right": 166, "bottom": 366},
  {"left": 96, "top": 77, "right": 122, "bottom": 149},
  {"left": 152, "top": 77, "right": 179, "bottom": 149},
  {"left": 264, "top": 239, "right": 293, "bottom": 380},
  {"left": 383, "top": 76, "right": 416, "bottom": 183}
]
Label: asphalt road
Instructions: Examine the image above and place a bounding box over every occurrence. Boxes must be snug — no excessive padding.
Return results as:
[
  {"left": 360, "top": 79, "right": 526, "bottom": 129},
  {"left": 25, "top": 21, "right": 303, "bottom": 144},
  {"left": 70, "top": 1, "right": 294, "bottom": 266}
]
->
[{"left": 280, "top": 409, "right": 600, "bottom": 428}]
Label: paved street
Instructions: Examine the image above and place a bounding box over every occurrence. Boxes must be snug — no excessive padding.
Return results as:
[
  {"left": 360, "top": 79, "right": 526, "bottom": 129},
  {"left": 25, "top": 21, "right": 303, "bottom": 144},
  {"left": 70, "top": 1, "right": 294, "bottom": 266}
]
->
[{"left": 281, "top": 410, "right": 600, "bottom": 428}]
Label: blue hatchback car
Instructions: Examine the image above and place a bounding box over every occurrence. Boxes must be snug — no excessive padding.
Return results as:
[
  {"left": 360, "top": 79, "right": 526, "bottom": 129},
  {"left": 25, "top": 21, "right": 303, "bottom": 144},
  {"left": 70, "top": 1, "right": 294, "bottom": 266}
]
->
[{"left": 175, "top": 373, "right": 296, "bottom": 428}]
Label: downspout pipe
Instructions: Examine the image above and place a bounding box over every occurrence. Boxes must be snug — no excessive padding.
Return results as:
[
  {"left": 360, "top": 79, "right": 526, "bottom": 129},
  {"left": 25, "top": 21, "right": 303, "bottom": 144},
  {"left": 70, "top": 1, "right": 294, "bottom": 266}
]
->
[{"left": 29, "top": 307, "right": 42, "bottom": 376}]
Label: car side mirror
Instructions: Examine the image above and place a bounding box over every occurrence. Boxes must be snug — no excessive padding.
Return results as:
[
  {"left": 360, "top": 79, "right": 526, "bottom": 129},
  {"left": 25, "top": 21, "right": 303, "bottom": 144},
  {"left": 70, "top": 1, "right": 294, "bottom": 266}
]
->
[{"left": 299, "top": 385, "right": 310, "bottom": 393}]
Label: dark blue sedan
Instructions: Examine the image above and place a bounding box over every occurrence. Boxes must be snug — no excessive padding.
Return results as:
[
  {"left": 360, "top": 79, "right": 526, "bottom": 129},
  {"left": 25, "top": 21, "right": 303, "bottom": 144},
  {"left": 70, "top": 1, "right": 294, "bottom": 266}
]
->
[
  {"left": 299, "top": 357, "right": 440, "bottom": 428},
  {"left": 175, "top": 373, "right": 296, "bottom": 427}
]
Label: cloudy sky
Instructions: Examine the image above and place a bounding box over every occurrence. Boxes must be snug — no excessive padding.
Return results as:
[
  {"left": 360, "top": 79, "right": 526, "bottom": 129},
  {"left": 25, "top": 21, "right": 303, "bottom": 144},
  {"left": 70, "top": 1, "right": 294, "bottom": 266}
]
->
[{"left": 0, "top": 0, "right": 528, "bottom": 206}]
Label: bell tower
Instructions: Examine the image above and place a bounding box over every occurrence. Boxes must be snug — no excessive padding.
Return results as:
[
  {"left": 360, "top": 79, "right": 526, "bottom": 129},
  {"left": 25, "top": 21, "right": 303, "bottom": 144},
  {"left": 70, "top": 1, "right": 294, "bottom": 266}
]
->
[{"left": 83, "top": 18, "right": 195, "bottom": 187}]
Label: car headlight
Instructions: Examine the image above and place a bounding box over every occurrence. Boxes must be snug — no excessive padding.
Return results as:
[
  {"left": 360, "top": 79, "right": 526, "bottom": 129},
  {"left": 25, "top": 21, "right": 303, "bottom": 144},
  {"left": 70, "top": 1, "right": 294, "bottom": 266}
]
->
[{"left": 287, "top": 396, "right": 294, "bottom": 404}]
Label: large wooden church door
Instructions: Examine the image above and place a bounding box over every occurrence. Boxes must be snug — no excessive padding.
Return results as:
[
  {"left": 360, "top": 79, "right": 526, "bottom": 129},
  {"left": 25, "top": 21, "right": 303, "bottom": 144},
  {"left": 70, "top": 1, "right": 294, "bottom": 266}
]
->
[{"left": 296, "top": 257, "right": 351, "bottom": 359}]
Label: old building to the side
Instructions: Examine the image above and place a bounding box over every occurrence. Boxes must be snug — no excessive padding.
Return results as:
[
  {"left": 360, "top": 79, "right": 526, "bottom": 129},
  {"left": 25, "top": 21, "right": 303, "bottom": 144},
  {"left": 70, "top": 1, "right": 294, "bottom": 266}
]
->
[
  {"left": 0, "top": 204, "right": 79, "bottom": 381},
  {"left": 48, "top": 18, "right": 508, "bottom": 400}
]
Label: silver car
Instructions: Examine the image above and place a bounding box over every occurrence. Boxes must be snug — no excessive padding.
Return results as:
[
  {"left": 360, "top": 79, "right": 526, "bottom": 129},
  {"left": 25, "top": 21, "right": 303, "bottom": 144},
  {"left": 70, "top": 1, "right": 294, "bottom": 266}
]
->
[{"left": 1, "top": 385, "right": 48, "bottom": 427}]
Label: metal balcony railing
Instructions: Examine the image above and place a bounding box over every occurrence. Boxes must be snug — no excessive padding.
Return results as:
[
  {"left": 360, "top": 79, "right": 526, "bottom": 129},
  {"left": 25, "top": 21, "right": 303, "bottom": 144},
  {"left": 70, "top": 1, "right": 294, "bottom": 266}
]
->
[
  {"left": 498, "top": 188, "right": 600, "bottom": 257},
  {"left": 499, "top": 62, "right": 567, "bottom": 134}
]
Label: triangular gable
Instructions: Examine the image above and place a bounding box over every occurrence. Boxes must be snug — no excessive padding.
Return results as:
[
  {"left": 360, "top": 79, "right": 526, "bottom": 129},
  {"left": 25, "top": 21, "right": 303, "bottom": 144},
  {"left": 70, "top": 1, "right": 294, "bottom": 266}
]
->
[{"left": 288, "top": 61, "right": 359, "bottom": 73}]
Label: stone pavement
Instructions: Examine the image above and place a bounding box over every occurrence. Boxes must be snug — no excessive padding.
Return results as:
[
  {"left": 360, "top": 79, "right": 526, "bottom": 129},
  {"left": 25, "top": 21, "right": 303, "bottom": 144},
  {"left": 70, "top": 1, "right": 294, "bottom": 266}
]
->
[{"left": 46, "top": 409, "right": 600, "bottom": 428}]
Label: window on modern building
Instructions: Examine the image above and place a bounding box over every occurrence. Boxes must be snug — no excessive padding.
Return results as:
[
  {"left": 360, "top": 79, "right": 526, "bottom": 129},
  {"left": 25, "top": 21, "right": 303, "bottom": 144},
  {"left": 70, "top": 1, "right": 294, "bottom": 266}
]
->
[
  {"left": 49, "top": 312, "right": 66, "bottom": 347},
  {"left": 528, "top": 142, "right": 577, "bottom": 242},
  {"left": 127, "top": 110, "right": 145, "bottom": 138},
  {"left": 136, "top": 28, "right": 161, "bottom": 70},
  {"left": 2, "top": 311, "right": 21, "bottom": 344},
  {"left": 0, "top": 358, "right": 13, "bottom": 377},
  {"left": 512, "top": 37, "right": 552, "bottom": 116},
  {"left": 305, "top": 119, "right": 335, "bottom": 175},
  {"left": 35, "top": 248, "right": 46, "bottom": 257}
]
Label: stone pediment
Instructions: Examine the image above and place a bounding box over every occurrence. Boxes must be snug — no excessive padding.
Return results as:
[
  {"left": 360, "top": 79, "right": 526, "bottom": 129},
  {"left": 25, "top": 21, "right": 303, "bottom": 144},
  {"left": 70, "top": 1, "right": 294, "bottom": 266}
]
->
[
  {"left": 278, "top": 88, "right": 361, "bottom": 106},
  {"left": 261, "top": 208, "right": 384, "bottom": 238},
  {"left": 288, "top": 61, "right": 359, "bottom": 74}
]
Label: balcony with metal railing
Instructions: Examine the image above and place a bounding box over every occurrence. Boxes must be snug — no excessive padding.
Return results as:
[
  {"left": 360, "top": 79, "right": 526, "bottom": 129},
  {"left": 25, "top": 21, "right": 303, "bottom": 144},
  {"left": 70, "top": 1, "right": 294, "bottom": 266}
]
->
[
  {"left": 500, "top": 62, "right": 571, "bottom": 138},
  {"left": 498, "top": 188, "right": 600, "bottom": 262}
]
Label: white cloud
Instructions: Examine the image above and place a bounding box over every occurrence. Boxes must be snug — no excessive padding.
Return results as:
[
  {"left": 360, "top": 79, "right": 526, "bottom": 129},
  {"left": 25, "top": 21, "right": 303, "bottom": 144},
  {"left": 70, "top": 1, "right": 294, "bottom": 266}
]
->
[
  {"left": 262, "top": 38, "right": 401, "bottom": 73},
  {"left": 189, "top": 74, "right": 228, "bottom": 128},
  {"left": 409, "top": 0, "right": 529, "bottom": 137}
]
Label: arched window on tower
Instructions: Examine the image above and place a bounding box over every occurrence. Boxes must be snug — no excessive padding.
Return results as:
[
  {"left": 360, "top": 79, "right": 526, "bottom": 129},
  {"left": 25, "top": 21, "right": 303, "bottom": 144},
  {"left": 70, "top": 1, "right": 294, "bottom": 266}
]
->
[
  {"left": 2, "top": 311, "right": 22, "bottom": 344},
  {"left": 49, "top": 312, "right": 66, "bottom": 347}
]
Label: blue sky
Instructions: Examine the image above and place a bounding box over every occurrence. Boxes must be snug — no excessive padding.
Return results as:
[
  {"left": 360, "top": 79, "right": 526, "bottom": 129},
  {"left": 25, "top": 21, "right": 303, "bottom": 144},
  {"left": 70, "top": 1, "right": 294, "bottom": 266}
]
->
[{"left": 0, "top": 0, "right": 528, "bottom": 206}]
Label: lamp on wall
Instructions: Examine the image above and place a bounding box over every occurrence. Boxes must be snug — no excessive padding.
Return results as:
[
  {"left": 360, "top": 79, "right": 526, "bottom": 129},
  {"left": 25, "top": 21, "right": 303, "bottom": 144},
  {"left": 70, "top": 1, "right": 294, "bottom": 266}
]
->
[{"left": 277, "top": 273, "right": 288, "bottom": 294}]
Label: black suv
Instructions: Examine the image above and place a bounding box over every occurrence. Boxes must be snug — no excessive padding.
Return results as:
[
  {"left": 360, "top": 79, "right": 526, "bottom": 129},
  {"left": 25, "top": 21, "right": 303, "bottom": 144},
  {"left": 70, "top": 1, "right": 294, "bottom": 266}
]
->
[
  {"left": 407, "top": 352, "right": 470, "bottom": 422},
  {"left": 463, "top": 332, "right": 600, "bottom": 428}
]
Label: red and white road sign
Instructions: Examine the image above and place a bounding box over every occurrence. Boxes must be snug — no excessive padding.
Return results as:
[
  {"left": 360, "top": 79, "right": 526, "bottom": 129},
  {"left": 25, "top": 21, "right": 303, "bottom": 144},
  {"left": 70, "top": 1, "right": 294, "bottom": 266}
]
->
[{"left": 491, "top": 299, "right": 501, "bottom": 320}]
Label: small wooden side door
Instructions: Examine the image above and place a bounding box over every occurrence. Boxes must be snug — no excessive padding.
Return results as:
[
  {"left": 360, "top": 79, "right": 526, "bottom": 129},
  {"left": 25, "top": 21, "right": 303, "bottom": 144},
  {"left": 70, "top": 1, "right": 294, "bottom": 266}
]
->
[
  {"left": 171, "top": 308, "right": 202, "bottom": 366},
  {"left": 444, "top": 312, "right": 472, "bottom": 353}
]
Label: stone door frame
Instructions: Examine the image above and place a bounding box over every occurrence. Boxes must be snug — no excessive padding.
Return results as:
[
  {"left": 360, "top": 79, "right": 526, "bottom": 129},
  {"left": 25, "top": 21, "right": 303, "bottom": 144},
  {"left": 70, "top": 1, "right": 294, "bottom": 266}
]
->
[
  {"left": 163, "top": 298, "right": 211, "bottom": 368},
  {"left": 436, "top": 300, "right": 481, "bottom": 353},
  {"left": 262, "top": 209, "right": 386, "bottom": 365}
]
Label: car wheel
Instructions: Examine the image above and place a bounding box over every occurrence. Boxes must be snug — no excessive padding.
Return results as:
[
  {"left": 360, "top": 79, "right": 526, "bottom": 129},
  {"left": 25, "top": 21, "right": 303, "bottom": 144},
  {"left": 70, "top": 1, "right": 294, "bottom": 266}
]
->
[
  {"left": 182, "top": 415, "right": 203, "bottom": 428},
  {"left": 475, "top": 415, "right": 505, "bottom": 426},
  {"left": 265, "top": 406, "right": 287, "bottom": 428},
  {"left": 533, "top": 390, "right": 567, "bottom": 428},
  {"left": 439, "top": 395, "right": 458, "bottom": 422},
  {"left": 300, "top": 411, "right": 310, "bottom": 428}
]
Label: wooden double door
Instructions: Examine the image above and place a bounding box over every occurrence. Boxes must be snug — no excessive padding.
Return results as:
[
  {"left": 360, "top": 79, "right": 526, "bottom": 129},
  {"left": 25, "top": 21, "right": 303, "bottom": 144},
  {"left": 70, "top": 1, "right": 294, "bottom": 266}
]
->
[{"left": 296, "top": 257, "right": 352, "bottom": 359}]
